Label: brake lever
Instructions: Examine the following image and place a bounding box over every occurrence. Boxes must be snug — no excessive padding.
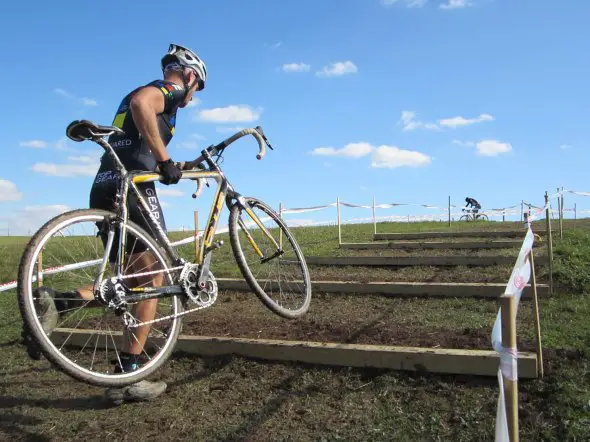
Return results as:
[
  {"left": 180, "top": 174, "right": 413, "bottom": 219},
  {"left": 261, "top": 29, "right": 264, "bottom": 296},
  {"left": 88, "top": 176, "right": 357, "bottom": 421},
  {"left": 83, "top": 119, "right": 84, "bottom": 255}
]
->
[{"left": 255, "top": 126, "right": 274, "bottom": 150}]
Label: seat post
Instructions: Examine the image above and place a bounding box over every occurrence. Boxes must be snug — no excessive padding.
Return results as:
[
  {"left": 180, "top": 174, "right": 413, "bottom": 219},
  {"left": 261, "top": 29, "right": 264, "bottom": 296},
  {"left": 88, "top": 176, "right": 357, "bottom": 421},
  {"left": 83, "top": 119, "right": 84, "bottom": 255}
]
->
[{"left": 93, "top": 137, "right": 128, "bottom": 178}]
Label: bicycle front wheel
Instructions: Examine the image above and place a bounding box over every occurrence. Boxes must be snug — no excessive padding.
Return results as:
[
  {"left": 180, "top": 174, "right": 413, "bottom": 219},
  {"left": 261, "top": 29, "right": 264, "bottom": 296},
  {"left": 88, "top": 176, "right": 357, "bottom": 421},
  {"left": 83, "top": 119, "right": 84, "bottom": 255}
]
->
[
  {"left": 228, "top": 197, "right": 311, "bottom": 319},
  {"left": 17, "top": 208, "right": 184, "bottom": 387},
  {"left": 459, "top": 215, "right": 470, "bottom": 222}
]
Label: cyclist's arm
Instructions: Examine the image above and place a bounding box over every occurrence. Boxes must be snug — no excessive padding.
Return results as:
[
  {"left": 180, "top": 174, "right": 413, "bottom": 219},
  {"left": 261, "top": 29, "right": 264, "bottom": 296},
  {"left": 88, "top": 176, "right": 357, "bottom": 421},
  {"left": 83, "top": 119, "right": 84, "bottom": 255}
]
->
[{"left": 129, "top": 87, "right": 169, "bottom": 162}]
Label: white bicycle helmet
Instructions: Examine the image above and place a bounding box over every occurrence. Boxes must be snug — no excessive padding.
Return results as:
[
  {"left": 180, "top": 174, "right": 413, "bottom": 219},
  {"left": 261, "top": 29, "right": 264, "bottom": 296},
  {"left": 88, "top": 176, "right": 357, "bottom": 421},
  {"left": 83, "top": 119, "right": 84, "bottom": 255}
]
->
[{"left": 161, "top": 43, "right": 208, "bottom": 89}]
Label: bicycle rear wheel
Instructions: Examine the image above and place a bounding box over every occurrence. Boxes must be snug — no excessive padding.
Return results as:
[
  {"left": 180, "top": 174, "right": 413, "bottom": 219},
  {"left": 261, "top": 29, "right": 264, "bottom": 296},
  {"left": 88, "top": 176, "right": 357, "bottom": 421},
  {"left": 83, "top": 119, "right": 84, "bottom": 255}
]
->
[
  {"left": 17, "top": 208, "right": 183, "bottom": 387},
  {"left": 228, "top": 197, "right": 311, "bottom": 319}
]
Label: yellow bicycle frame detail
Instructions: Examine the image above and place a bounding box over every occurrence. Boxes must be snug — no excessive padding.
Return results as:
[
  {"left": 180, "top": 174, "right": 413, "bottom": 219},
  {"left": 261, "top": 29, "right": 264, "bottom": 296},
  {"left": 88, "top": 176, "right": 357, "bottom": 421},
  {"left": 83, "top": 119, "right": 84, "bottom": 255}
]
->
[{"left": 130, "top": 170, "right": 280, "bottom": 265}]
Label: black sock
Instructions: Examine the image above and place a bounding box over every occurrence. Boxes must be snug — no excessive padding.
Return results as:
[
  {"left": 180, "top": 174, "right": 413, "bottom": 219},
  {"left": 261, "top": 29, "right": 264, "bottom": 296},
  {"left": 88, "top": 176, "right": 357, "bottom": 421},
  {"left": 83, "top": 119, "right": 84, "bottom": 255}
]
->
[{"left": 114, "top": 352, "right": 140, "bottom": 373}]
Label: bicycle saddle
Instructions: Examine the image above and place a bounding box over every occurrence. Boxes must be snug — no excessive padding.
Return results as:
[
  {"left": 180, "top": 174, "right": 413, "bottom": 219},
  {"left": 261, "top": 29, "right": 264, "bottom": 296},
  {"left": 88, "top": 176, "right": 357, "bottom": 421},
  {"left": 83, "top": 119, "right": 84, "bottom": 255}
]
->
[{"left": 66, "top": 119, "right": 125, "bottom": 142}]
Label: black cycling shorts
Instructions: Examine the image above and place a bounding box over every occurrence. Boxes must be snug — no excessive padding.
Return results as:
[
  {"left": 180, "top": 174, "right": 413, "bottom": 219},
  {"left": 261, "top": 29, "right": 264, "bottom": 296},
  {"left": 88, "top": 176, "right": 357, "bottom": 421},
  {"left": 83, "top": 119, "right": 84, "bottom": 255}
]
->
[{"left": 89, "top": 180, "right": 168, "bottom": 263}]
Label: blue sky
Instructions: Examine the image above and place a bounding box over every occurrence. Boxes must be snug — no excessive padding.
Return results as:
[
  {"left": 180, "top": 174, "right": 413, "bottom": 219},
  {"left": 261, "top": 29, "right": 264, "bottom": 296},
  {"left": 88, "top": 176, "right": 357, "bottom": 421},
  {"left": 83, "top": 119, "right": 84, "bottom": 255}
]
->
[{"left": 1, "top": 0, "right": 589, "bottom": 234}]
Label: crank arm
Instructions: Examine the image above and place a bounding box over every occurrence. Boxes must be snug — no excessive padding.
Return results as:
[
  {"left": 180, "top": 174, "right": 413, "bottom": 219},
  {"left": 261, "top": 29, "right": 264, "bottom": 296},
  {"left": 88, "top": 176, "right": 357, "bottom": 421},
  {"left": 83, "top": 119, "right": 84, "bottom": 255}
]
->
[
  {"left": 198, "top": 251, "right": 213, "bottom": 287},
  {"left": 125, "top": 285, "right": 184, "bottom": 303},
  {"left": 197, "top": 240, "right": 223, "bottom": 286}
]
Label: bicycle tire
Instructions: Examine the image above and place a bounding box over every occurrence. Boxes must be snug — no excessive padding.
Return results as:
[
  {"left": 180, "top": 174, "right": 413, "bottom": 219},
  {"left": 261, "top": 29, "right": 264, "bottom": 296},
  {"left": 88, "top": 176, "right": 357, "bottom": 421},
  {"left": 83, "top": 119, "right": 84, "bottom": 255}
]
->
[
  {"left": 478, "top": 214, "right": 489, "bottom": 221},
  {"left": 228, "top": 197, "right": 311, "bottom": 319},
  {"left": 459, "top": 215, "right": 471, "bottom": 222},
  {"left": 17, "top": 208, "right": 183, "bottom": 387}
]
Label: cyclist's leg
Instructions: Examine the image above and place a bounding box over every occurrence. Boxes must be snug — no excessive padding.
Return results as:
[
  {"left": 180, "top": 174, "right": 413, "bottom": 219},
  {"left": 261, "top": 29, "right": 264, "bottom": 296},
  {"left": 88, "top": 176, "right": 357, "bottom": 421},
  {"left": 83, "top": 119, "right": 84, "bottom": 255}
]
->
[
  {"left": 87, "top": 179, "right": 167, "bottom": 367},
  {"left": 118, "top": 181, "right": 169, "bottom": 362}
]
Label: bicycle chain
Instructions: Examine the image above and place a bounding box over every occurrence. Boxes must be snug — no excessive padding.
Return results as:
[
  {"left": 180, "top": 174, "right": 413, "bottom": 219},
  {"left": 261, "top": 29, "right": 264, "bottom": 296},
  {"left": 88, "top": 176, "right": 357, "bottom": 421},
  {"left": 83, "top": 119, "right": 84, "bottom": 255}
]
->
[{"left": 125, "top": 301, "right": 214, "bottom": 328}]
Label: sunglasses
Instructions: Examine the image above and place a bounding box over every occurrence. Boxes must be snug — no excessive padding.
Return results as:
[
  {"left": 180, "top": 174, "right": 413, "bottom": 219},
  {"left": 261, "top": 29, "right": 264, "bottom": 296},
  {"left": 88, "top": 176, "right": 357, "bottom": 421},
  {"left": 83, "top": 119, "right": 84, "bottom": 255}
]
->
[{"left": 187, "top": 68, "right": 205, "bottom": 91}]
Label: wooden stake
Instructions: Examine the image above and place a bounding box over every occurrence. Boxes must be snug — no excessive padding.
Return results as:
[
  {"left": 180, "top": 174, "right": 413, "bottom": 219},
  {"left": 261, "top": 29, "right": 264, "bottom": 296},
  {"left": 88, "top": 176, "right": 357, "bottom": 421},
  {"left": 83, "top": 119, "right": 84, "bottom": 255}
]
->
[
  {"left": 500, "top": 294, "right": 519, "bottom": 442},
  {"left": 545, "top": 192, "right": 554, "bottom": 295},
  {"left": 194, "top": 210, "right": 199, "bottom": 264},
  {"left": 448, "top": 196, "right": 451, "bottom": 227},
  {"left": 337, "top": 197, "right": 342, "bottom": 245},
  {"left": 557, "top": 187, "right": 563, "bottom": 239},
  {"left": 279, "top": 202, "right": 283, "bottom": 249},
  {"left": 37, "top": 250, "right": 43, "bottom": 288},
  {"left": 520, "top": 200, "right": 524, "bottom": 223},
  {"left": 529, "top": 249, "right": 544, "bottom": 378},
  {"left": 372, "top": 197, "right": 377, "bottom": 235}
]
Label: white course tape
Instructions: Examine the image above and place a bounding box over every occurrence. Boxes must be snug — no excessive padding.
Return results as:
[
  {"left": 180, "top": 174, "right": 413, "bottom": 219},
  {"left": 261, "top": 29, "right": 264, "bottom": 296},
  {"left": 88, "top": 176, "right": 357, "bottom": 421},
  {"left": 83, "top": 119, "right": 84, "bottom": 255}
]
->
[
  {"left": 567, "top": 190, "right": 590, "bottom": 197},
  {"left": 282, "top": 203, "right": 337, "bottom": 214},
  {"left": 0, "top": 224, "right": 238, "bottom": 293}
]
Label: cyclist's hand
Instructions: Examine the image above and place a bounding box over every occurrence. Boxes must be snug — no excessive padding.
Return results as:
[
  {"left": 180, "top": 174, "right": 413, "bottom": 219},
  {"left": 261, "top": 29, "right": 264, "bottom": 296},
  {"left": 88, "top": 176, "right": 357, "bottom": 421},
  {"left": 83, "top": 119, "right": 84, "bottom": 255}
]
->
[{"left": 157, "top": 159, "right": 182, "bottom": 185}]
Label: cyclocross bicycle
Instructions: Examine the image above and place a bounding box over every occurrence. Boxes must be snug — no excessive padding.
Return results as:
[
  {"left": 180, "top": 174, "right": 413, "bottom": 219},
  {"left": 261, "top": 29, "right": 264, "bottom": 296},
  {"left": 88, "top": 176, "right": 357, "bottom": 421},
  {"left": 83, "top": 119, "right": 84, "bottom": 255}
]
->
[
  {"left": 460, "top": 208, "right": 489, "bottom": 222},
  {"left": 17, "top": 119, "right": 311, "bottom": 388}
]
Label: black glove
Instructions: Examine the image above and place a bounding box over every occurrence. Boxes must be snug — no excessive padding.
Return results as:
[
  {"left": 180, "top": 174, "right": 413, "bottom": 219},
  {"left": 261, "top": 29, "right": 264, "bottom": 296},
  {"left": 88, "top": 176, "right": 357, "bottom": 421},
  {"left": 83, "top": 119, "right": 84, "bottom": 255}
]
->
[{"left": 157, "top": 158, "right": 182, "bottom": 185}]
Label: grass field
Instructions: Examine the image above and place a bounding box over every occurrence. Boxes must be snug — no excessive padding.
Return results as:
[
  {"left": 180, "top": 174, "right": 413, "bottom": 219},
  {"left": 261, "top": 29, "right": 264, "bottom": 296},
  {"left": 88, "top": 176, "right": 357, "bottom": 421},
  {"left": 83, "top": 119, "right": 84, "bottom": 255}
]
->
[{"left": 0, "top": 218, "right": 588, "bottom": 441}]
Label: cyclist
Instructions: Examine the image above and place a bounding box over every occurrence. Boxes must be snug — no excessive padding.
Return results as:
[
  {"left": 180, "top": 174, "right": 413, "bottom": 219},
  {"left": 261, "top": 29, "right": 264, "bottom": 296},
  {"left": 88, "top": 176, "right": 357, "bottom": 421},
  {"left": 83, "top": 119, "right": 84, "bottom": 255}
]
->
[
  {"left": 465, "top": 197, "right": 482, "bottom": 216},
  {"left": 21, "top": 43, "right": 207, "bottom": 405}
]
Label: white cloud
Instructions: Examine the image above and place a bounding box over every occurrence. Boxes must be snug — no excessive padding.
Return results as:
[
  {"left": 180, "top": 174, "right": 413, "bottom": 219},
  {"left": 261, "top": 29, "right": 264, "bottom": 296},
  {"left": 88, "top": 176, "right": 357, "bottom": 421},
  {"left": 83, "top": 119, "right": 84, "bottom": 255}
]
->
[
  {"left": 284, "top": 219, "right": 316, "bottom": 227},
  {"left": 176, "top": 141, "right": 199, "bottom": 150},
  {"left": 439, "top": 0, "right": 471, "bottom": 9},
  {"left": 438, "top": 113, "right": 494, "bottom": 128},
  {"left": 68, "top": 155, "right": 97, "bottom": 163},
  {"left": 83, "top": 98, "right": 98, "bottom": 107},
  {"left": 54, "top": 88, "right": 74, "bottom": 99},
  {"left": 316, "top": 61, "right": 358, "bottom": 77},
  {"left": 399, "top": 111, "right": 440, "bottom": 131},
  {"left": 475, "top": 140, "right": 512, "bottom": 156},
  {"left": 160, "top": 201, "right": 171, "bottom": 208},
  {"left": 196, "top": 105, "right": 262, "bottom": 123},
  {"left": 381, "top": 0, "right": 427, "bottom": 8},
  {"left": 0, "top": 204, "right": 70, "bottom": 235},
  {"left": 23, "top": 205, "right": 70, "bottom": 215},
  {"left": 55, "top": 88, "right": 98, "bottom": 107},
  {"left": 20, "top": 140, "right": 48, "bottom": 148},
  {"left": 282, "top": 63, "right": 311, "bottom": 73},
  {"left": 216, "top": 126, "right": 245, "bottom": 134},
  {"left": 186, "top": 97, "right": 201, "bottom": 108},
  {"left": 399, "top": 111, "right": 494, "bottom": 131},
  {"left": 157, "top": 188, "right": 184, "bottom": 197},
  {"left": 265, "top": 41, "right": 282, "bottom": 49},
  {"left": 559, "top": 144, "right": 572, "bottom": 150},
  {"left": 191, "top": 133, "right": 206, "bottom": 140},
  {"left": 21, "top": 136, "right": 77, "bottom": 152},
  {"left": 0, "top": 179, "right": 23, "bottom": 201},
  {"left": 54, "top": 137, "right": 72, "bottom": 151},
  {"left": 310, "top": 141, "right": 431, "bottom": 169},
  {"left": 32, "top": 162, "right": 98, "bottom": 177},
  {"left": 452, "top": 139, "right": 476, "bottom": 147},
  {"left": 371, "top": 145, "right": 432, "bottom": 168},
  {"left": 311, "top": 142, "right": 373, "bottom": 158}
]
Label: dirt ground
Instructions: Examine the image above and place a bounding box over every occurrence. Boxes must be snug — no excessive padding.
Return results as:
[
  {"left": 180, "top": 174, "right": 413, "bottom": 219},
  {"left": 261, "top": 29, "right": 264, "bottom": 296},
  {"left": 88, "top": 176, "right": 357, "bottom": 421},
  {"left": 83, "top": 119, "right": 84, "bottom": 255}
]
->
[
  {"left": 0, "top": 221, "right": 586, "bottom": 441},
  {"left": 182, "top": 290, "right": 540, "bottom": 353}
]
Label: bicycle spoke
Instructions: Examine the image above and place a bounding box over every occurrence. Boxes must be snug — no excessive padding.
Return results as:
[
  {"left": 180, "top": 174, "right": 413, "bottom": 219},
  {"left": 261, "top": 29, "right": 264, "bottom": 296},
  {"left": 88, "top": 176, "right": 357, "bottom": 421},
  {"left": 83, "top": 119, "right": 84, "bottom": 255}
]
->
[{"left": 20, "top": 211, "right": 183, "bottom": 386}]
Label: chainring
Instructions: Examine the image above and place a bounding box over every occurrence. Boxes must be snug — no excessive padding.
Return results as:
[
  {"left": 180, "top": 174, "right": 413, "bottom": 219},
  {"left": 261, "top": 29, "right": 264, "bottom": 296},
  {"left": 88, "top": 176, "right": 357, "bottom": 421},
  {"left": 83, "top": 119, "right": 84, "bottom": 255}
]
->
[{"left": 179, "top": 263, "right": 218, "bottom": 307}]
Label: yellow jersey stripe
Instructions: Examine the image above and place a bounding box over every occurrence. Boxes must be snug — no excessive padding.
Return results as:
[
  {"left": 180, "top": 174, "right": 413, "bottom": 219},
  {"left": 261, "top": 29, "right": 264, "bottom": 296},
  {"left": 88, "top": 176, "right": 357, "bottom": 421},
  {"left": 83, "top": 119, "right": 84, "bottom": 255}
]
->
[{"left": 113, "top": 112, "right": 126, "bottom": 128}]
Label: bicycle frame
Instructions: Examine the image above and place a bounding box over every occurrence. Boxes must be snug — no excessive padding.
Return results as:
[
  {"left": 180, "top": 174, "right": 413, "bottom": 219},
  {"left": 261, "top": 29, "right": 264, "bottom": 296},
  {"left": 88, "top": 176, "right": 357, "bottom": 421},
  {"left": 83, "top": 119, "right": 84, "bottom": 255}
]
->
[{"left": 92, "top": 135, "right": 280, "bottom": 302}]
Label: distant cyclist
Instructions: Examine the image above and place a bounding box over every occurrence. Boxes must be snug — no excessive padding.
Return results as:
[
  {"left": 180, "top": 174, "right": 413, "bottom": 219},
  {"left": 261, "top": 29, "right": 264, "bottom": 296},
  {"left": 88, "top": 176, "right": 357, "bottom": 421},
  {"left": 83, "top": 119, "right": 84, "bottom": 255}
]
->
[
  {"left": 21, "top": 43, "right": 207, "bottom": 406},
  {"left": 465, "top": 197, "right": 481, "bottom": 215}
]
